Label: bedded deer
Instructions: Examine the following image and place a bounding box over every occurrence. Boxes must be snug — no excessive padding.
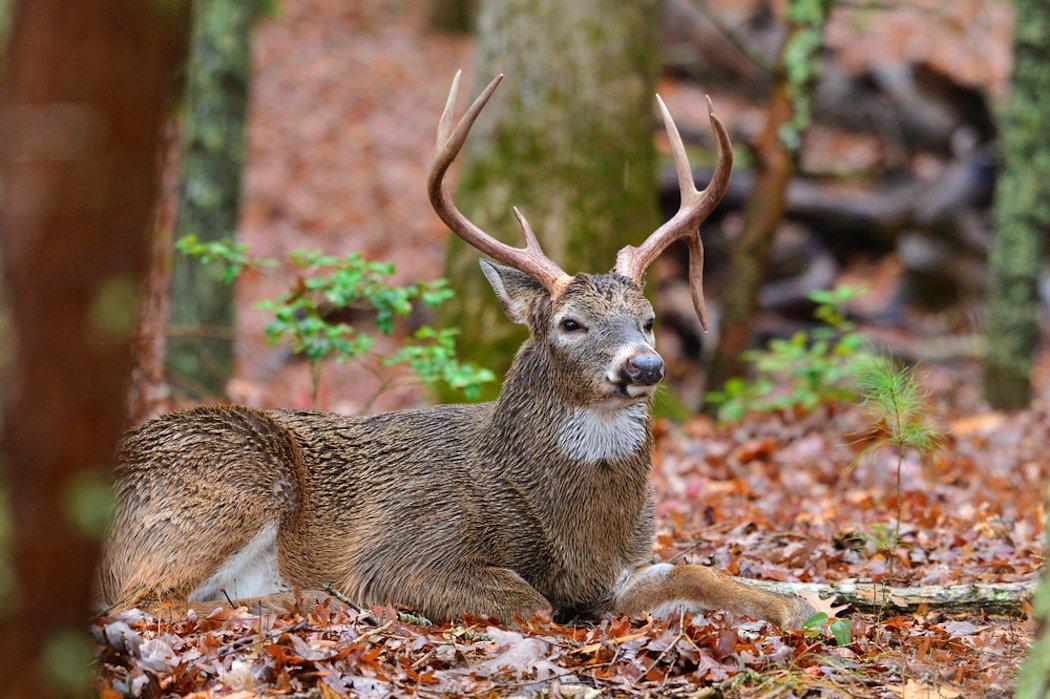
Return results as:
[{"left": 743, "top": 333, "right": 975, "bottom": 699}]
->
[{"left": 97, "top": 72, "right": 815, "bottom": 629}]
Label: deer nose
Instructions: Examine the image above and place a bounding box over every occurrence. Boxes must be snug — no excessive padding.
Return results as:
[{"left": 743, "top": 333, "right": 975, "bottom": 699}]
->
[{"left": 622, "top": 352, "right": 664, "bottom": 386}]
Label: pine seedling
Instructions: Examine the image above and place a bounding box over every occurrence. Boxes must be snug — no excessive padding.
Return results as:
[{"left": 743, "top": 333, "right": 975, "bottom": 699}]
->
[{"left": 851, "top": 355, "right": 941, "bottom": 621}]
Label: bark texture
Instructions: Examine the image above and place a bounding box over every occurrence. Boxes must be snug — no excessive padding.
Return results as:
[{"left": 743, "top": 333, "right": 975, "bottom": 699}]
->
[
  {"left": 707, "top": 0, "right": 834, "bottom": 392},
  {"left": 982, "top": 0, "right": 1050, "bottom": 410},
  {"left": 0, "top": 1, "right": 188, "bottom": 695},
  {"left": 743, "top": 578, "right": 1036, "bottom": 615},
  {"left": 440, "top": 0, "right": 661, "bottom": 399},
  {"left": 166, "top": 0, "right": 258, "bottom": 397}
]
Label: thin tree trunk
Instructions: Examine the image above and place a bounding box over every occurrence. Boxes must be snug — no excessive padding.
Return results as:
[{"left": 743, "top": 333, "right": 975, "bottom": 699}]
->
[
  {"left": 707, "top": 1, "right": 834, "bottom": 393},
  {"left": 166, "top": 0, "right": 257, "bottom": 398},
  {"left": 440, "top": 0, "right": 661, "bottom": 399},
  {"left": 982, "top": 0, "right": 1050, "bottom": 411},
  {"left": 0, "top": 1, "right": 188, "bottom": 696},
  {"left": 128, "top": 125, "right": 180, "bottom": 425}
]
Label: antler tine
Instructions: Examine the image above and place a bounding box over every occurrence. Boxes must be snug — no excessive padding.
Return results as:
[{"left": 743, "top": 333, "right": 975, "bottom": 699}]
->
[
  {"left": 661, "top": 94, "right": 699, "bottom": 202},
  {"left": 428, "top": 72, "right": 571, "bottom": 294},
  {"left": 613, "top": 94, "right": 733, "bottom": 331},
  {"left": 435, "top": 69, "right": 463, "bottom": 150},
  {"left": 512, "top": 206, "right": 543, "bottom": 254}
]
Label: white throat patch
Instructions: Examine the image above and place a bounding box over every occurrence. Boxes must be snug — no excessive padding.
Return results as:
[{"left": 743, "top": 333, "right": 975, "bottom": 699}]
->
[{"left": 557, "top": 403, "right": 649, "bottom": 463}]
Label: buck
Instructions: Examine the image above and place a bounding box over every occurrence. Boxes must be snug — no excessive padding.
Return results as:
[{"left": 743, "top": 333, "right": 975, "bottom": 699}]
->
[{"left": 97, "top": 72, "right": 814, "bottom": 629}]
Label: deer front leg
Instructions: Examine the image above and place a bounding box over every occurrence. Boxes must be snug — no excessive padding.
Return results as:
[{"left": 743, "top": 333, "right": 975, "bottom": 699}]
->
[{"left": 613, "top": 563, "right": 816, "bottom": 630}]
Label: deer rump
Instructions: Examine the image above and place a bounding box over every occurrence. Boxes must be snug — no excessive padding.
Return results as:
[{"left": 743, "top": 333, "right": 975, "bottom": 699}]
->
[{"left": 96, "top": 73, "right": 815, "bottom": 630}]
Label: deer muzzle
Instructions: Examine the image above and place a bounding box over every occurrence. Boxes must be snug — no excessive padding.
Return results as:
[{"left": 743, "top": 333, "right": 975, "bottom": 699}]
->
[{"left": 619, "top": 350, "right": 664, "bottom": 387}]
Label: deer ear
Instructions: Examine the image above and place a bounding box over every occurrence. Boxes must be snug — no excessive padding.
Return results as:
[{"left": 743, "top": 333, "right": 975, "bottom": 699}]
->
[{"left": 479, "top": 259, "right": 548, "bottom": 324}]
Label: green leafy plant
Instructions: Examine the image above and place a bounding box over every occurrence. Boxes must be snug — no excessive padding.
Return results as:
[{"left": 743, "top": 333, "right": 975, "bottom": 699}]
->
[
  {"left": 801, "top": 612, "right": 853, "bottom": 647},
  {"left": 851, "top": 355, "right": 941, "bottom": 621},
  {"left": 706, "top": 285, "right": 871, "bottom": 421},
  {"left": 176, "top": 235, "right": 494, "bottom": 407}
]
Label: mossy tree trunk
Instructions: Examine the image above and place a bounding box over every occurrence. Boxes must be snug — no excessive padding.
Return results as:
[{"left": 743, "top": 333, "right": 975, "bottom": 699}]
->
[
  {"left": 440, "top": 0, "right": 660, "bottom": 400},
  {"left": 706, "top": 0, "right": 834, "bottom": 393},
  {"left": 0, "top": 1, "right": 188, "bottom": 694},
  {"left": 982, "top": 0, "right": 1050, "bottom": 411},
  {"left": 166, "top": 0, "right": 259, "bottom": 398},
  {"left": 429, "top": 0, "right": 477, "bottom": 33}
]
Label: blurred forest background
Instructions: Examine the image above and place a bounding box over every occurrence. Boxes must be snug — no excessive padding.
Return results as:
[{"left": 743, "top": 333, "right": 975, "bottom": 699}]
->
[
  {"left": 135, "top": 0, "right": 1045, "bottom": 418},
  {"left": 1, "top": 0, "right": 1049, "bottom": 696}
]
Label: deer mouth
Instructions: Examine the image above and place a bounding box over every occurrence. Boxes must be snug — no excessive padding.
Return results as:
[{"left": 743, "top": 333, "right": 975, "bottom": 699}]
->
[{"left": 606, "top": 379, "right": 657, "bottom": 399}]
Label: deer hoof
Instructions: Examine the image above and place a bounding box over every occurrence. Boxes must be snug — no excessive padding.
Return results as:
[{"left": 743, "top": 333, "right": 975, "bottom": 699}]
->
[{"left": 775, "top": 595, "right": 818, "bottom": 630}]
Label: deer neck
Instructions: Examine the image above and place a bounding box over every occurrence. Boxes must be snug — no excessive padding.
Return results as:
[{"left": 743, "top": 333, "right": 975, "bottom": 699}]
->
[{"left": 480, "top": 339, "right": 653, "bottom": 470}]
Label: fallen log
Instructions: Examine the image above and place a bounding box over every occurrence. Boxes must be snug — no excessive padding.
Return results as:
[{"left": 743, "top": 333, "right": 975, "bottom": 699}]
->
[{"left": 738, "top": 578, "right": 1037, "bottom": 615}]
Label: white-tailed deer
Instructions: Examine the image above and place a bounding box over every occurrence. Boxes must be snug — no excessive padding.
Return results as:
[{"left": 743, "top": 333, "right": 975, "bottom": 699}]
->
[{"left": 97, "top": 72, "right": 815, "bottom": 629}]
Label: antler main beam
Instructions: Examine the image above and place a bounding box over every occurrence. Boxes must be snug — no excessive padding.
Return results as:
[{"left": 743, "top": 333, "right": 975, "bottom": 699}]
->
[
  {"left": 614, "top": 96, "right": 733, "bottom": 331},
  {"left": 428, "top": 71, "right": 572, "bottom": 294}
]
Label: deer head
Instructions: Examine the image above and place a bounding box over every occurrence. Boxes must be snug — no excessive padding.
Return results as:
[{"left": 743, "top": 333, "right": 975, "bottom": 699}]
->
[{"left": 428, "top": 72, "right": 732, "bottom": 407}]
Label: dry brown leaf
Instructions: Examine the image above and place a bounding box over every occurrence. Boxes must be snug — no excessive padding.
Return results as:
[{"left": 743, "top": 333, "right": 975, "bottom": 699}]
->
[{"left": 893, "top": 679, "right": 962, "bottom": 699}]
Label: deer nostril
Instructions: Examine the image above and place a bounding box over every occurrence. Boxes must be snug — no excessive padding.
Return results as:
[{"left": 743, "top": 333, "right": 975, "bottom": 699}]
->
[{"left": 624, "top": 354, "right": 664, "bottom": 385}]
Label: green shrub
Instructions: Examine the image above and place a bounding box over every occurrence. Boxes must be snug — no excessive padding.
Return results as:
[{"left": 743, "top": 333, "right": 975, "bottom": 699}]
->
[
  {"left": 706, "top": 285, "right": 871, "bottom": 421},
  {"left": 176, "top": 235, "right": 494, "bottom": 406}
]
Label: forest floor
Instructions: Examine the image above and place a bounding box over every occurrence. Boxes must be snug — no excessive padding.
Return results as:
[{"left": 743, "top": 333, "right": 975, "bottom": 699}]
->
[{"left": 94, "top": 392, "right": 1044, "bottom": 697}]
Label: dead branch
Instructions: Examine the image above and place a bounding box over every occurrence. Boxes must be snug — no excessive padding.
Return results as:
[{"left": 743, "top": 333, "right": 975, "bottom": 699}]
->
[{"left": 739, "top": 578, "right": 1037, "bottom": 615}]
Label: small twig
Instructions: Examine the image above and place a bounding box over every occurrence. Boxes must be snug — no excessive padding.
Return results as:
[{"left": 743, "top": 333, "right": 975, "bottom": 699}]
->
[
  {"left": 446, "top": 625, "right": 494, "bottom": 643},
  {"left": 410, "top": 648, "right": 436, "bottom": 670},
  {"left": 321, "top": 582, "right": 369, "bottom": 618},
  {"left": 351, "top": 619, "right": 394, "bottom": 645},
  {"left": 635, "top": 610, "right": 685, "bottom": 686},
  {"left": 220, "top": 588, "right": 236, "bottom": 609}
]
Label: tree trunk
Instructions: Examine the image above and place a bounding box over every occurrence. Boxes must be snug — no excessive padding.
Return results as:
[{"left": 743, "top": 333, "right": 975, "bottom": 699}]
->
[
  {"left": 0, "top": 1, "right": 188, "bottom": 696},
  {"left": 429, "top": 0, "right": 477, "bottom": 33},
  {"left": 440, "top": 0, "right": 661, "bottom": 399},
  {"left": 166, "top": 0, "right": 257, "bottom": 398},
  {"left": 982, "top": 0, "right": 1050, "bottom": 411},
  {"left": 706, "top": 1, "right": 834, "bottom": 393}
]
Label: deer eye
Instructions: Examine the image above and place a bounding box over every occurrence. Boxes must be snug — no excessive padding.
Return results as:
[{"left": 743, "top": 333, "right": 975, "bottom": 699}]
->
[
  {"left": 559, "top": 318, "right": 586, "bottom": 333},
  {"left": 643, "top": 318, "right": 655, "bottom": 332}
]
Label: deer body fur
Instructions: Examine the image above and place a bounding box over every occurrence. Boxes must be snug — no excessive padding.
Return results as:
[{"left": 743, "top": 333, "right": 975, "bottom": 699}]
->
[{"left": 97, "top": 73, "right": 815, "bottom": 629}]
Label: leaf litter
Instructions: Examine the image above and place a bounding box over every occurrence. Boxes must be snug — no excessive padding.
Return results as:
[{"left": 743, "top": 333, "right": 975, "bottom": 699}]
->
[{"left": 95, "top": 400, "right": 1044, "bottom": 697}]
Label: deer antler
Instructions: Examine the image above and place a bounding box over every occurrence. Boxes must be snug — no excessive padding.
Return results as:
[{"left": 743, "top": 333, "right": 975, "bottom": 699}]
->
[
  {"left": 428, "top": 71, "right": 572, "bottom": 295},
  {"left": 613, "top": 95, "right": 733, "bottom": 331}
]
